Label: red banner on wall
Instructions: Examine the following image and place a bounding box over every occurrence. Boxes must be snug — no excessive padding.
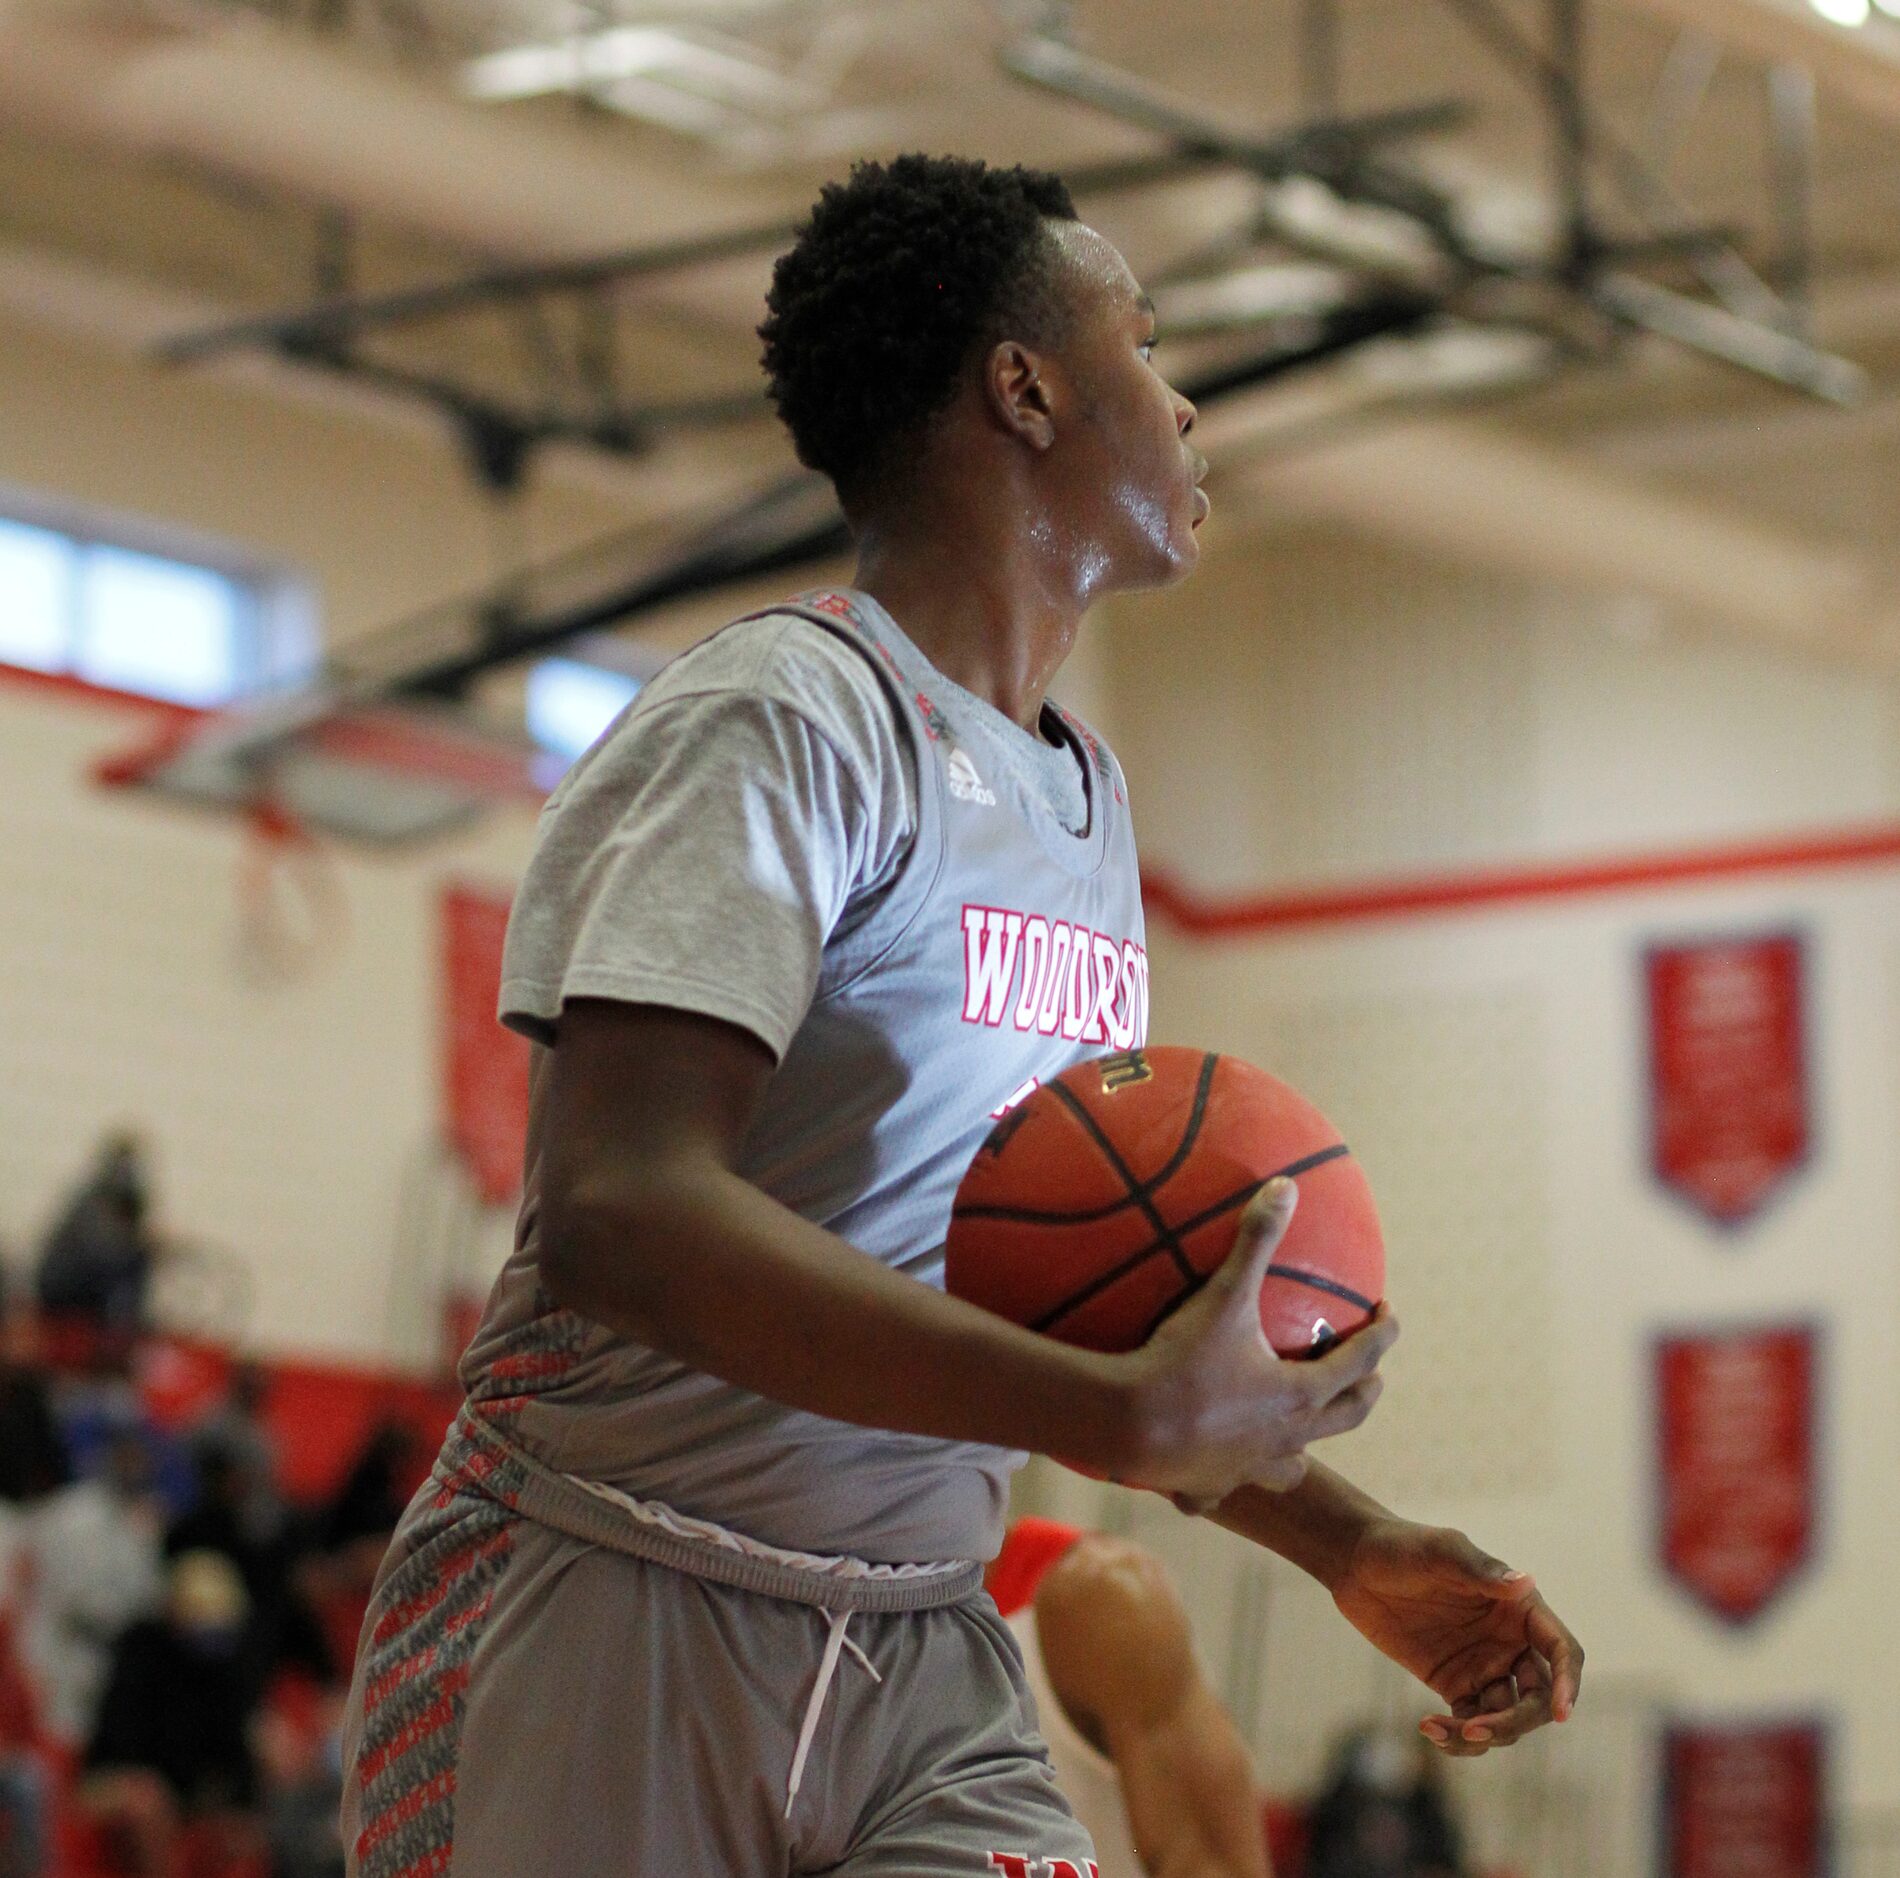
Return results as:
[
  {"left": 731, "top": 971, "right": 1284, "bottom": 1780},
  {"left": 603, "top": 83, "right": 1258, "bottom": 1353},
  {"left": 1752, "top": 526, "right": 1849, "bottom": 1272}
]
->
[
  {"left": 1646, "top": 932, "right": 1809, "bottom": 1228},
  {"left": 441, "top": 883, "right": 530, "bottom": 1207},
  {"left": 1663, "top": 1719, "right": 1827, "bottom": 1878},
  {"left": 1657, "top": 1324, "right": 1817, "bottom": 1625}
]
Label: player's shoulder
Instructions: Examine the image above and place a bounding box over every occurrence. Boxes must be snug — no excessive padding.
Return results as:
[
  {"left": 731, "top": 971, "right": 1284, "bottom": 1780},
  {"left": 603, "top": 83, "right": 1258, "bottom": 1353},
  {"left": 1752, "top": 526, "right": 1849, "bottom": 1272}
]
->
[
  {"left": 1037, "top": 1531, "right": 1181, "bottom": 1623},
  {"left": 1033, "top": 1533, "right": 1197, "bottom": 1725},
  {"left": 640, "top": 609, "right": 901, "bottom": 770}
]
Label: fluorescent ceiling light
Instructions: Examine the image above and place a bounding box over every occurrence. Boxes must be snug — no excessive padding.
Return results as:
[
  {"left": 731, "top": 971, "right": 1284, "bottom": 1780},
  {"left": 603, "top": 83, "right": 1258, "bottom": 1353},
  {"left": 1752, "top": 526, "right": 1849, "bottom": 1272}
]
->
[
  {"left": 1152, "top": 264, "right": 1357, "bottom": 334},
  {"left": 466, "top": 27, "right": 692, "bottom": 99},
  {"left": 1353, "top": 326, "right": 1556, "bottom": 394},
  {"left": 526, "top": 658, "right": 643, "bottom": 768},
  {"left": 1808, "top": 0, "right": 1869, "bottom": 24},
  {"left": 464, "top": 23, "right": 819, "bottom": 114}
]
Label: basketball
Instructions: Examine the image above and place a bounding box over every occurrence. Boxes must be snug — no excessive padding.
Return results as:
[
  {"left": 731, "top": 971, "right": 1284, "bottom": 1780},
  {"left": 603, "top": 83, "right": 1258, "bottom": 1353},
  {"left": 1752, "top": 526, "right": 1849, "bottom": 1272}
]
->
[{"left": 946, "top": 1047, "right": 1383, "bottom": 1357}]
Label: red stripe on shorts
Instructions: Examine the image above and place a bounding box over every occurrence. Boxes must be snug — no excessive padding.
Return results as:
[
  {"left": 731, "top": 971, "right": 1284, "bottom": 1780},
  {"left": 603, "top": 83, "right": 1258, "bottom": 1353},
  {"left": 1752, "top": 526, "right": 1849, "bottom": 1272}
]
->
[
  {"left": 363, "top": 1644, "right": 439, "bottom": 1715},
  {"left": 371, "top": 1530, "right": 513, "bottom": 1646},
  {"left": 356, "top": 1768, "right": 458, "bottom": 1858},
  {"left": 354, "top": 1665, "right": 471, "bottom": 1785}
]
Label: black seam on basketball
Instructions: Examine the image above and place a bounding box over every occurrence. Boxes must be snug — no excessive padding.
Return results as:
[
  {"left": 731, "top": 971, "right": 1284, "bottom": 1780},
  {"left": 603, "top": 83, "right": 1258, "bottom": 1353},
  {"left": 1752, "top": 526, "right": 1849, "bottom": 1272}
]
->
[
  {"left": 1030, "top": 1246, "right": 1174, "bottom": 1334},
  {"left": 1272, "top": 1142, "right": 1352, "bottom": 1180},
  {"left": 1026, "top": 1171, "right": 1269, "bottom": 1334},
  {"left": 1164, "top": 1052, "right": 1220, "bottom": 1198},
  {"left": 959, "top": 1054, "right": 1220, "bottom": 1231},
  {"left": 1030, "top": 1143, "right": 1361, "bottom": 1340},
  {"left": 1044, "top": 1081, "right": 1193, "bottom": 1280},
  {"left": 1029, "top": 1172, "right": 1272, "bottom": 1335},
  {"left": 952, "top": 1138, "right": 1353, "bottom": 1227},
  {"left": 1262, "top": 1265, "right": 1378, "bottom": 1313}
]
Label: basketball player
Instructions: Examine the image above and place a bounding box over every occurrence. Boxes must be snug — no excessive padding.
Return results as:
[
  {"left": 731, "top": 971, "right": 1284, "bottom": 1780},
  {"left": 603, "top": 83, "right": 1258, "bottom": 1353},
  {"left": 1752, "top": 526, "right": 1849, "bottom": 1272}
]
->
[
  {"left": 988, "top": 1517, "right": 1272, "bottom": 1878},
  {"left": 342, "top": 155, "right": 1582, "bottom": 1878}
]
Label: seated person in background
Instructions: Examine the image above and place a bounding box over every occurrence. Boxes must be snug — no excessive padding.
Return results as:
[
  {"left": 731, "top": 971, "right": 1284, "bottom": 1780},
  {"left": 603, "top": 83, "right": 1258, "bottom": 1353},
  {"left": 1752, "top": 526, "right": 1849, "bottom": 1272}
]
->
[
  {"left": 988, "top": 1517, "right": 1271, "bottom": 1878},
  {"left": 256, "top": 1687, "right": 348, "bottom": 1878},
  {"left": 34, "top": 1133, "right": 159, "bottom": 1339},
  {"left": 0, "top": 1286, "right": 67, "bottom": 1507},
  {"left": 169, "top": 1438, "right": 329, "bottom": 1704},
  {"left": 0, "top": 1518, "right": 50, "bottom": 1878},
  {"left": 1306, "top": 1727, "right": 1466, "bottom": 1878},
  {"left": 188, "top": 1362, "right": 283, "bottom": 1533},
  {"left": 19, "top": 1429, "right": 164, "bottom": 1747},
  {"left": 314, "top": 1422, "right": 417, "bottom": 1560},
  {"left": 81, "top": 1550, "right": 265, "bottom": 1878},
  {"left": 54, "top": 1354, "right": 198, "bottom": 1525}
]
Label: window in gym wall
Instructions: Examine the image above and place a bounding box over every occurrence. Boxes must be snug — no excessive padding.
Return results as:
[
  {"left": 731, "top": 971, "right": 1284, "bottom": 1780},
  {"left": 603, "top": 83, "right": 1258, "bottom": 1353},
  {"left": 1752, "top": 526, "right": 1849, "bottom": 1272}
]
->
[
  {"left": 526, "top": 655, "right": 644, "bottom": 774},
  {"left": 0, "top": 516, "right": 71, "bottom": 672},
  {"left": 0, "top": 496, "right": 315, "bottom": 706}
]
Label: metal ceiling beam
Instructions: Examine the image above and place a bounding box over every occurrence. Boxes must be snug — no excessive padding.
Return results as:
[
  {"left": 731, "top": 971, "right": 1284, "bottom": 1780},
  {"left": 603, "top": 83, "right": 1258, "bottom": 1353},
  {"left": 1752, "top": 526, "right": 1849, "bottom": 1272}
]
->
[
  {"left": 0, "top": 239, "right": 759, "bottom": 516},
  {"left": 154, "top": 149, "right": 1226, "bottom": 365},
  {"left": 1603, "top": 0, "right": 1900, "bottom": 134},
  {"left": 1004, "top": 25, "right": 1868, "bottom": 404},
  {"left": 0, "top": 1, "right": 798, "bottom": 262},
  {"left": 314, "top": 312, "right": 1468, "bottom": 699}
]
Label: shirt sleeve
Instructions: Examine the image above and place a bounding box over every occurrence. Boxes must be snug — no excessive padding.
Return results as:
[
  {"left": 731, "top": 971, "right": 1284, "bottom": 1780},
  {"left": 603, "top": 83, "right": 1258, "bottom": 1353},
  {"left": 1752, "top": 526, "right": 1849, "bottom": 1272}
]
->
[{"left": 499, "top": 687, "right": 883, "bottom": 1060}]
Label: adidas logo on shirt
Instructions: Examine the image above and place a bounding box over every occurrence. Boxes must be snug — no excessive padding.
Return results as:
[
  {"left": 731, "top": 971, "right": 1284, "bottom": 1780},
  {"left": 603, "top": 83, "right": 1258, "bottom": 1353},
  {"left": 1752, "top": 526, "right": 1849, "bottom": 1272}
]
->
[{"left": 946, "top": 748, "right": 997, "bottom": 807}]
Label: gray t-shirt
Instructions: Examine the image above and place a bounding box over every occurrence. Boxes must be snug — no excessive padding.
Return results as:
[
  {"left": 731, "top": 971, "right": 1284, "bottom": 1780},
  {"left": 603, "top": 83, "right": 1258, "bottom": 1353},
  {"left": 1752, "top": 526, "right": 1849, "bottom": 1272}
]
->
[{"left": 460, "top": 588, "right": 1148, "bottom": 1563}]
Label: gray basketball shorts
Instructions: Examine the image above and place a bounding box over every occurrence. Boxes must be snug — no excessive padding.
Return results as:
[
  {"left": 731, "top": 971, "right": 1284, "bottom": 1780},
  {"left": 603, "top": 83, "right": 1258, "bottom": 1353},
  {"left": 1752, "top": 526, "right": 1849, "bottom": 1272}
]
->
[{"left": 341, "top": 1476, "right": 1101, "bottom": 1877}]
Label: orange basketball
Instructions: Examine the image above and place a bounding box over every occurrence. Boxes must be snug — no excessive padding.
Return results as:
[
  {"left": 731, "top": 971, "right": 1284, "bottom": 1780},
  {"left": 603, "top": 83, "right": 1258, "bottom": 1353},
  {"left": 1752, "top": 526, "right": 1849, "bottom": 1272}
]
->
[{"left": 946, "top": 1046, "right": 1383, "bottom": 1357}]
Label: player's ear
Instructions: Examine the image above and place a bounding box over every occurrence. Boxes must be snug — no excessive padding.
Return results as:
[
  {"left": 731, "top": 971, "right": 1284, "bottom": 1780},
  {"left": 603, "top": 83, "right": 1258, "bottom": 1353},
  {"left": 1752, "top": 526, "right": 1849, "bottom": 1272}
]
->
[{"left": 984, "top": 340, "right": 1057, "bottom": 451}]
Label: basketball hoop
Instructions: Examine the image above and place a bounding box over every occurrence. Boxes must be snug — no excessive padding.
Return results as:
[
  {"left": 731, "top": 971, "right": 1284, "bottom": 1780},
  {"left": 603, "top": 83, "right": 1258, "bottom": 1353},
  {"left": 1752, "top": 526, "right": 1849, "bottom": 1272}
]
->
[
  {"left": 233, "top": 794, "right": 350, "bottom": 986},
  {"left": 93, "top": 685, "right": 548, "bottom": 981}
]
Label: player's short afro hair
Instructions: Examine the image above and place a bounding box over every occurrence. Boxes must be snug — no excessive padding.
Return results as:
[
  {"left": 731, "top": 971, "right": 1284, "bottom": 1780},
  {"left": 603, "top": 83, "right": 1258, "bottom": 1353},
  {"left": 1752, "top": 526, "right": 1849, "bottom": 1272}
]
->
[{"left": 759, "top": 154, "right": 1078, "bottom": 502}]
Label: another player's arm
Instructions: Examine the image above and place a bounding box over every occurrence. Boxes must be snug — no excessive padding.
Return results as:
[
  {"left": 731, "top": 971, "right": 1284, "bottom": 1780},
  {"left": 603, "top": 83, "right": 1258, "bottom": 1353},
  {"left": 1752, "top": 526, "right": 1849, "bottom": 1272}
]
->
[
  {"left": 1205, "top": 1466, "right": 1585, "bottom": 1758},
  {"left": 1033, "top": 1536, "right": 1269, "bottom": 1878},
  {"left": 536, "top": 999, "right": 1395, "bottom": 1495}
]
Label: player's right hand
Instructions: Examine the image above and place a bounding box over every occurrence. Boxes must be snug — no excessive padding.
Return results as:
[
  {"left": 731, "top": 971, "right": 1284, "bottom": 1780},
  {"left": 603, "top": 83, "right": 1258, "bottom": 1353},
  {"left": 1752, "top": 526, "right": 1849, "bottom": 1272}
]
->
[{"left": 1118, "top": 1178, "right": 1399, "bottom": 1513}]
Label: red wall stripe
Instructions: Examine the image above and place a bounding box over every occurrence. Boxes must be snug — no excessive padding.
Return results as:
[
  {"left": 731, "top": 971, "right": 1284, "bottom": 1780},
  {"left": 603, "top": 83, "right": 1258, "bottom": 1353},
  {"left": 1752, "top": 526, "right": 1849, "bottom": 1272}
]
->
[
  {"left": 0, "top": 658, "right": 207, "bottom": 723},
  {"left": 12, "top": 656, "right": 1900, "bottom": 922},
  {"left": 1141, "top": 823, "right": 1900, "bottom": 936}
]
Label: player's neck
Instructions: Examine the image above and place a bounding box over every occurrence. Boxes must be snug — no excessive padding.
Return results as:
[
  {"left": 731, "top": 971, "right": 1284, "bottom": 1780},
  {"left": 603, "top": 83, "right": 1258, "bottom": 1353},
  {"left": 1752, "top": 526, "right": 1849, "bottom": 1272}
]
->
[{"left": 853, "top": 504, "right": 1084, "bottom": 737}]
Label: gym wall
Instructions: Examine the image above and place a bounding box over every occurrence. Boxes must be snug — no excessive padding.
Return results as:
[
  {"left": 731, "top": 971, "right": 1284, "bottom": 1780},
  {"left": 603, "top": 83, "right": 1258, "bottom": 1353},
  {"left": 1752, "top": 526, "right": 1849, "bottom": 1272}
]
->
[
  {"left": 1017, "top": 528, "right": 1900, "bottom": 1836},
  {"left": 0, "top": 305, "right": 554, "bottom": 1363}
]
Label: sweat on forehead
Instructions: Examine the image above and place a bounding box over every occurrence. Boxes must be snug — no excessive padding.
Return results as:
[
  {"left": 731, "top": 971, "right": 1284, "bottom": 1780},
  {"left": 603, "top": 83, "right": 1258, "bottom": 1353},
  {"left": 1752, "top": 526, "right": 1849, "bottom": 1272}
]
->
[{"left": 1046, "top": 222, "right": 1146, "bottom": 317}]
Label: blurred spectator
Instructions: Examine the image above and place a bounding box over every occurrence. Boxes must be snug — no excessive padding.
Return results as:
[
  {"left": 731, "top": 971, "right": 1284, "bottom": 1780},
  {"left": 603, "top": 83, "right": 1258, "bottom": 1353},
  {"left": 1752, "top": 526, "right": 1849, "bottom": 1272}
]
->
[
  {"left": 317, "top": 1421, "right": 419, "bottom": 1556},
  {"left": 1306, "top": 1727, "right": 1467, "bottom": 1878},
  {"left": 0, "top": 1511, "right": 49, "bottom": 1878},
  {"left": 18, "top": 1430, "right": 164, "bottom": 1745},
  {"left": 81, "top": 1550, "right": 264, "bottom": 1878},
  {"left": 191, "top": 1363, "right": 282, "bottom": 1526},
  {"left": 168, "top": 1440, "right": 333, "bottom": 1701},
  {"left": 0, "top": 1289, "right": 65, "bottom": 1507},
  {"left": 34, "top": 1133, "right": 159, "bottom": 1337},
  {"left": 298, "top": 1419, "right": 428, "bottom": 1687},
  {"left": 256, "top": 1689, "right": 346, "bottom": 1878},
  {"left": 54, "top": 1343, "right": 197, "bottom": 1523}
]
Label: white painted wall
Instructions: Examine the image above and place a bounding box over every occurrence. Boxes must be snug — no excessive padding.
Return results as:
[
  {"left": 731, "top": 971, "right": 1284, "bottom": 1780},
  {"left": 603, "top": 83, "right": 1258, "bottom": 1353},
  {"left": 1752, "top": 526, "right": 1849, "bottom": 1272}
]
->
[
  {"left": 1007, "top": 522, "right": 1900, "bottom": 1862},
  {"left": 0, "top": 306, "right": 567, "bottom": 1364}
]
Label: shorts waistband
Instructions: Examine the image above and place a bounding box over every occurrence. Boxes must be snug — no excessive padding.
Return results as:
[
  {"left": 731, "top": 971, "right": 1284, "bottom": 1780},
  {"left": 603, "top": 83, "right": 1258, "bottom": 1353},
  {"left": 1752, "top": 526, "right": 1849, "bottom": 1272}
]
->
[{"left": 440, "top": 1410, "right": 985, "bottom": 1614}]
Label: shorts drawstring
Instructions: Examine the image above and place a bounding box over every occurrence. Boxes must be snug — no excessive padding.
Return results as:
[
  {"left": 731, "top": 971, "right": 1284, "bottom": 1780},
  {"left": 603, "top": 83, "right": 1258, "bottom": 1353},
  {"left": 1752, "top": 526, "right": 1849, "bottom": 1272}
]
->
[{"left": 785, "top": 1610, "right": 881, "bottom": 1817}]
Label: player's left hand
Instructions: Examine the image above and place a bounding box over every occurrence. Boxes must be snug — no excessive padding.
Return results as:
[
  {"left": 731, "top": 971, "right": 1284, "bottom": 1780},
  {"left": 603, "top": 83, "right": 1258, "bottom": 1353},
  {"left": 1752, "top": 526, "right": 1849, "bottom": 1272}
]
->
[{"left": 1328, "top": 1519, "right": 1583, "bottom": 1758}]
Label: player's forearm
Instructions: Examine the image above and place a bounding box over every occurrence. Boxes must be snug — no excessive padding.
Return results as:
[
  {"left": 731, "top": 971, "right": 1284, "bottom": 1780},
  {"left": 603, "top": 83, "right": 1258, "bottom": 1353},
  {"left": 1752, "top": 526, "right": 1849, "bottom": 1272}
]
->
[
  {"left": 540, "top": 1156, "right": 1144, "bottom": 1469},
  {"left": 1206, "top": 1462, "right": 1395, "bottom": 1589}
]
